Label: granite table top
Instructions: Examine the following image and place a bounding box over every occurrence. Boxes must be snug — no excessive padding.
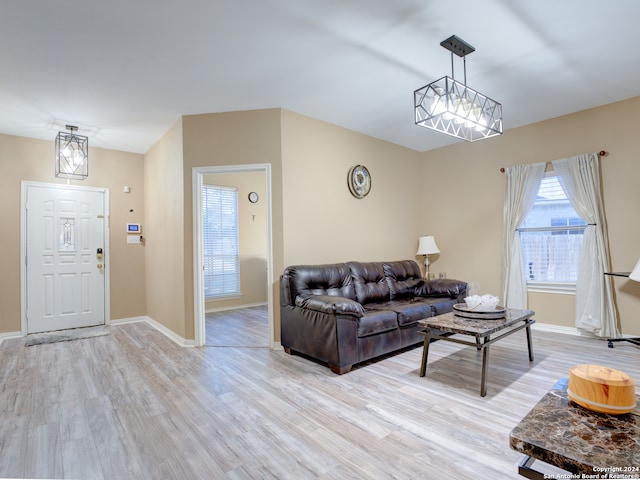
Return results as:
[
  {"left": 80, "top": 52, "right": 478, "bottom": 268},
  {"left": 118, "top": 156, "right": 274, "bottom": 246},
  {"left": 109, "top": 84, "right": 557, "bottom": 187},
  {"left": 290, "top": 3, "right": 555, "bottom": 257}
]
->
[
  {"left": 510, "top": 378, "right": 640, "bottom": 477},
  {"left": 417, "top": 308, "right": 535, "bottom": 337}
]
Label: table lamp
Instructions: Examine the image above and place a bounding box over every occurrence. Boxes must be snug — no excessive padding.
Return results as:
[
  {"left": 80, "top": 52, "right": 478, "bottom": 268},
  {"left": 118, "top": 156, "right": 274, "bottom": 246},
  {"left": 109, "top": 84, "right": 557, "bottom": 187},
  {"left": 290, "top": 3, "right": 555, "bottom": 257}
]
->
[
  {"left": 416, "top": 235, "right": 440, "bottom": 278},
  {"left": 629, "top": 258, "right": 640, "bottom": 282}
]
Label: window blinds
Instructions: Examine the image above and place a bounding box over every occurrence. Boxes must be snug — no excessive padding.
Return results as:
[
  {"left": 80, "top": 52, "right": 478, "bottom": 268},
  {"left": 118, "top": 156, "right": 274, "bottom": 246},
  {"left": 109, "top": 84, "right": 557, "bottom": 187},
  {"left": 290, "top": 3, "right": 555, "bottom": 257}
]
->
[
  {"left": 519, "top": 175, "right": 586, "bottom": 284},
  {"left": 202, "top": 185, "right": 240, "bottom": 298}
]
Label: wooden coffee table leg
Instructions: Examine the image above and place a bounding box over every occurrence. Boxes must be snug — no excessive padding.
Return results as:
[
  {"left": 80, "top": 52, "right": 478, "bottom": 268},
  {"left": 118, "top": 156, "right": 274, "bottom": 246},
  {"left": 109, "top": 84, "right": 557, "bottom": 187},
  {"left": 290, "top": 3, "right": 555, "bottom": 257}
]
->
[{"left": 419, "top": 335, "right": 431, "bottom": 377}]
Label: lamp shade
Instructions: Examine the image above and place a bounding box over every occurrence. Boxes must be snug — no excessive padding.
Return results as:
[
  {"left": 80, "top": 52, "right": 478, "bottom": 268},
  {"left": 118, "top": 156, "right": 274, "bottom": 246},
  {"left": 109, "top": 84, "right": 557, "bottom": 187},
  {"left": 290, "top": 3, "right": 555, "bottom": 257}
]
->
[
  {"left": 416, "top": 236, "right": 440, "bottom": 256},
  {"left": 630, "top": 258, "right": 640, "bottom": 282}
]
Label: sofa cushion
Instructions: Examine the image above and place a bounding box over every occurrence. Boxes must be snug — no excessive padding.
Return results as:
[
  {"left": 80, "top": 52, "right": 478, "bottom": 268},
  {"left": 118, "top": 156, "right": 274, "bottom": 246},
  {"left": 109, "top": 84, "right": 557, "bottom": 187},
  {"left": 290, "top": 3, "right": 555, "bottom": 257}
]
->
[
  {"left": 348, "top": 261, "right": 391, "bottom": 304},
  {"left": 357, "top": 309, "right": 398, "bottom": 337},
  {"left": 284, "top": 263, "right": 356, "bottom": 303},
  {"left": 416, "top": 278, "right": 468, "bottom": 299},
  {"left": 428, "top": 297, "right": 458, "bottom": 316},
  {"left": 366, "top": 299, "right": 433, "bottom": 327},
  {"left": 295, "top": 294, "right": 365, "bottom": 317},
  {"left": 382, "top": 260, "right": 424, "bottom": 299}
]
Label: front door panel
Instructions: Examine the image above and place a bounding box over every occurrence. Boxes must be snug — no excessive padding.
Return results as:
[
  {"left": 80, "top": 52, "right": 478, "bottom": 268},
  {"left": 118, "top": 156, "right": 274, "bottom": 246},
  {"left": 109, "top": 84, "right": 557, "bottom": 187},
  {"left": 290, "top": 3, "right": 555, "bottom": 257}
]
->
[{"left": 26, "top": 184, "right": 106, "bottom": 333}]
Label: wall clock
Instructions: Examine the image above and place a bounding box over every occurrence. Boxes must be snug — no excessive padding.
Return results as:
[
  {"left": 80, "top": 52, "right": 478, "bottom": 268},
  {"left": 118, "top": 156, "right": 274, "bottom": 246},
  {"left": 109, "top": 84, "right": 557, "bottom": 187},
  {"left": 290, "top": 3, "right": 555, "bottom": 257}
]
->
[
  {"left": 347, "top": 165, "right": 371, "bottom": 199},
  {"left": 248, "top": 192, "right": 259, "bottom": 203}
]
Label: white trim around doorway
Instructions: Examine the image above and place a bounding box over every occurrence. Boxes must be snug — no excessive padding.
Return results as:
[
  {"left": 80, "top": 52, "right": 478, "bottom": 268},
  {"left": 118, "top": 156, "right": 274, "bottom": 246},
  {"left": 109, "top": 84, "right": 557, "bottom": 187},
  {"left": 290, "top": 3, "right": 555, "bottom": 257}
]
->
[{"left": 192, "top": 164, "right": 274, "bottom": 348}]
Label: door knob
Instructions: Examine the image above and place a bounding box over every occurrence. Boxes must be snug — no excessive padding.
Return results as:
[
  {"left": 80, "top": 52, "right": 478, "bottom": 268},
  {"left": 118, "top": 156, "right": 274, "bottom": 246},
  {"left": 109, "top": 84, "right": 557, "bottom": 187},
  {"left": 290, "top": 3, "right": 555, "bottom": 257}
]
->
[{"left": 97, "top": 263, "right": 103, "bottom": 269}]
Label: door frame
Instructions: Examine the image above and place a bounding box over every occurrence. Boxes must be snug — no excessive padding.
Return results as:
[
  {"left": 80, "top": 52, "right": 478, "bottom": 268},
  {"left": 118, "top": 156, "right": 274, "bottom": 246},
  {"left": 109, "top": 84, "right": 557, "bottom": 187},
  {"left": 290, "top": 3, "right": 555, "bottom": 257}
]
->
[
  {"left": 192, "top": 164, "right": 274, "bottom": 348},
  {"left": 20, "top": 181, "right": 111, "bottom": 335}
]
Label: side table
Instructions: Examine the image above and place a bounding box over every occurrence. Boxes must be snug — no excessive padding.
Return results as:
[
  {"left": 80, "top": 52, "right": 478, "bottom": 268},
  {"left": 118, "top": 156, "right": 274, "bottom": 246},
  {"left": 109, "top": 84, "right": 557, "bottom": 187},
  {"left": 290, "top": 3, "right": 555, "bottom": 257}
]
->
[{"left": 510, "top": 378, "right": 640, "bottom": 479}]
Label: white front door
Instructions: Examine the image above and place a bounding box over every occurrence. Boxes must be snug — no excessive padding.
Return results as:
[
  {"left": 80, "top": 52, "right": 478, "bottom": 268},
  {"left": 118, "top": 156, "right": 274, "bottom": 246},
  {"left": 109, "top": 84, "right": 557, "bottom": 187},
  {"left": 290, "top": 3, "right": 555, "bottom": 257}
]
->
[{"left": 24, "top": 183, "right": 107, "bottom": 334}]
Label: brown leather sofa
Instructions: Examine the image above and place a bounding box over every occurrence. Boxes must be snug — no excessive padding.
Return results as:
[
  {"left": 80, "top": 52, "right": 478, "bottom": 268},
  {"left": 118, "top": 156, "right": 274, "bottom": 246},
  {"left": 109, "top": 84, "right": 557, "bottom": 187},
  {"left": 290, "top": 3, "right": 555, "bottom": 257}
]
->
[{"left": 280, "top": 260, "right": 468, "bottom": 374}]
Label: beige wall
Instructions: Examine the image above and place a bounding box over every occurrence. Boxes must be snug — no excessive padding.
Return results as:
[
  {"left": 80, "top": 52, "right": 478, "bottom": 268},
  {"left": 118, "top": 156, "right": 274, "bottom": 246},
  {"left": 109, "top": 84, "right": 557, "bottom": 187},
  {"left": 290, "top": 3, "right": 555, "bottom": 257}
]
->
[
  {"left": 154, "top": 109, "right": 423, "bottom": 342},
  {"left": 154, "top": 103, "right": 640, "bottom": 343},
  {"left": 280, "top": 110, "right": 423, "bottom": 266},
  {"left": 144, "top": 119, "right": 186, "bottom": 337},
  {"left": 6, "top": 97, "right": 636, "bottom": 340},
  {"left": 0, "top": 133, "right": 146, "bottom": 333},
  {"left": 420, "top": 96, "right": 640, "bottom": 335},
  {"left": 204, "top": 172, "right": 268, "bottom": 311},
  {"left": 181, "top": 109, "right": 284, "bottom": 340}
]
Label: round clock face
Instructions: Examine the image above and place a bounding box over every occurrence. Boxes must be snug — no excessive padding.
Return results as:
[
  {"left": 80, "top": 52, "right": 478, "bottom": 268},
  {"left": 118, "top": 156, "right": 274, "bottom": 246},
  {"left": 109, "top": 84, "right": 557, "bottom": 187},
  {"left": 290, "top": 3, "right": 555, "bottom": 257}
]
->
[
  {"left": 248, "top": 192, "right": 259, "bottom": 203},
  {"left": 347, "top": 165, "right": 371, "bottom": 199}
]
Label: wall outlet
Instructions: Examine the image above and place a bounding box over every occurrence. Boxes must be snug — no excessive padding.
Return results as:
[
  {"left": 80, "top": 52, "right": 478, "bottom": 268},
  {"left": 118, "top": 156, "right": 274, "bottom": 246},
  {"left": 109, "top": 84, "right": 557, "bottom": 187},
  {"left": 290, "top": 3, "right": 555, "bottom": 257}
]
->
[
  {"left": 439, "top": 272, "right": 446, "bottom": 279},
  {"left": 428, "top": 273, "right": 436, "bottom": 280}
]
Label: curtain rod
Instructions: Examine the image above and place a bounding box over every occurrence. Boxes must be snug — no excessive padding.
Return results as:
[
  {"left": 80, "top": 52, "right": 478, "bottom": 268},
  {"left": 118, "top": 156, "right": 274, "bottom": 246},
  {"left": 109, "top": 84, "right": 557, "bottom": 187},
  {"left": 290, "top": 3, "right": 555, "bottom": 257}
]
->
[{"left": 499, "top": 150, "right": 608, "bottom": 173}]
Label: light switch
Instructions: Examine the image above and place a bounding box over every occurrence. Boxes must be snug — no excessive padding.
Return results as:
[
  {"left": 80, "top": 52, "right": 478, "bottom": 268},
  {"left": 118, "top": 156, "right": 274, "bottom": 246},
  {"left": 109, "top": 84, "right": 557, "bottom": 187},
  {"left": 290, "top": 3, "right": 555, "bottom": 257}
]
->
[{"left": 127, "top": 235, "right": 142, "bottom": 244}]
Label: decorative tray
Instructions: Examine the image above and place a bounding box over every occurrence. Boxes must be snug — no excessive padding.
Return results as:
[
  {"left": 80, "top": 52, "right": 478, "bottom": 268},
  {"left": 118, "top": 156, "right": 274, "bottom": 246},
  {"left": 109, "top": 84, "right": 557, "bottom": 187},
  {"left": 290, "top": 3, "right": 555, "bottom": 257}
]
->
[{"left": 453, "top": 303, "right": 507, "bottom": 320}]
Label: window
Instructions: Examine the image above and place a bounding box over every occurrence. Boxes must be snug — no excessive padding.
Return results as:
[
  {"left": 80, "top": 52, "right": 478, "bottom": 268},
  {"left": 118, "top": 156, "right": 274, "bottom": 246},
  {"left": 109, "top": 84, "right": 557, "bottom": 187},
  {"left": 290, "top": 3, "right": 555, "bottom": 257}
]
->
[
  {"left": 202, "top": 185, "right": 240, "bottom": 298},
  {"left": 518, "top": 174, "right": 586, "bottom": 290}
]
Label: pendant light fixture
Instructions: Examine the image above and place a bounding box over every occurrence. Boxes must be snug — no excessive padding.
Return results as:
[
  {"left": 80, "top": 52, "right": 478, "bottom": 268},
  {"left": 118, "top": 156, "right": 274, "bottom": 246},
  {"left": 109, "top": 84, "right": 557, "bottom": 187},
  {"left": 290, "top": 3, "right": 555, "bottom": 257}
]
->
[
  {"left": 414, "top": 35, "right": 502, "bottom": 142},
  {"left": 55, "top": 125, "right": 88, "bottom": 180}
]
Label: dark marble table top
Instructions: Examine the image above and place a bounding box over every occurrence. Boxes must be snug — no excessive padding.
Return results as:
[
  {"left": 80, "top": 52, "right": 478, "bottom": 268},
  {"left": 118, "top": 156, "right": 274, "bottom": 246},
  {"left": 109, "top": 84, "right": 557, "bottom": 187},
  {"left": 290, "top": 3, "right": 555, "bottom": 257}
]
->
[
  {"left": 417, "top": 308, "right": 535, "bottom": 337},
  {"left": 510, "top": 379, "right": 640, "bottom": 476}
]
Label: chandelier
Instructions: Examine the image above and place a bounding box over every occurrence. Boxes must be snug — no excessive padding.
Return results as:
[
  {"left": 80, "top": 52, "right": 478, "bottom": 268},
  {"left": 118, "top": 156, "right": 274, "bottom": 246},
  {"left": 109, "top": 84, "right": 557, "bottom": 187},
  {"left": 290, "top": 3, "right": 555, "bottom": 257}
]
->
[
  {"left": 55, "top": 125, "right": 88, "bottom": 180},
  {"left": 414, "top": 35, "right": 502, "bottom": 142}
]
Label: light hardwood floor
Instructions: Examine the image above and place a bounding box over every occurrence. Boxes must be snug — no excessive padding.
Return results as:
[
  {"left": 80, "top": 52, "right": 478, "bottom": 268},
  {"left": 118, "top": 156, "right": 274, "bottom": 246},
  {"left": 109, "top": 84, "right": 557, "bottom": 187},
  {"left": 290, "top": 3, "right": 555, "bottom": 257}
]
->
[
  {"left": 0, "top": 310, "right": 638, "bottom": 479},
  {"left": 205, "top": 306, "right": 269, "bottom": 347}
]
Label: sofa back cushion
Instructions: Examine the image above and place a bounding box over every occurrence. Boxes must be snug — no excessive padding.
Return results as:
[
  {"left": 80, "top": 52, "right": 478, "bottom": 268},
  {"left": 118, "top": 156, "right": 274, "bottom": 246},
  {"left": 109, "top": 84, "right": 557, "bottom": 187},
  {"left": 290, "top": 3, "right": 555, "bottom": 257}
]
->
[
  {"left": 282, "top": 263, "right": 356, "bottom": 305},
  {"left": 383, "top": 260, "right": 423, "bottom": 299},
  {"left": 348, "top": 262, "right": 391, "bottom": 304}
]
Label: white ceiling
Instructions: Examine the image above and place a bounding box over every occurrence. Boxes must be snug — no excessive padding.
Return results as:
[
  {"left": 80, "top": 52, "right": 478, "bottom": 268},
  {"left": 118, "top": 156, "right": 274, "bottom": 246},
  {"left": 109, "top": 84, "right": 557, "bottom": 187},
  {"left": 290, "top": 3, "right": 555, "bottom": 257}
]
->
[{"left": 2, "top": 0, "right": 640, "bottom": 154}]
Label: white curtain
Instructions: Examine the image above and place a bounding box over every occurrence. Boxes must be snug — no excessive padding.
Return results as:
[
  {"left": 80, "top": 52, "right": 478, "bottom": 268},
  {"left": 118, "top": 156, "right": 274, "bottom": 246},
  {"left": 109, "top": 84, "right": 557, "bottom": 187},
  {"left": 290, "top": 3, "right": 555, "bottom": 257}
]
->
[
  {"left": 501, "top": 162, "right": 546, "bottom": 309},
  {"left": 552, "top": 153, "right": 618, "bottom": 338}
]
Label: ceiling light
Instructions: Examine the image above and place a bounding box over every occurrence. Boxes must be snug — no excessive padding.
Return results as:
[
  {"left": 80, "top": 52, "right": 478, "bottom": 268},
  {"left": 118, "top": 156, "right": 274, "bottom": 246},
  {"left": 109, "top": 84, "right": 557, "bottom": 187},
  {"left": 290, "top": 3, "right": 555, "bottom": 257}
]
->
[
  {"left": 414, "top": 35, "right": 502, "bottom": 142},
  {"left": 55, "top": 125, "right": 88, "bottom": 180}
]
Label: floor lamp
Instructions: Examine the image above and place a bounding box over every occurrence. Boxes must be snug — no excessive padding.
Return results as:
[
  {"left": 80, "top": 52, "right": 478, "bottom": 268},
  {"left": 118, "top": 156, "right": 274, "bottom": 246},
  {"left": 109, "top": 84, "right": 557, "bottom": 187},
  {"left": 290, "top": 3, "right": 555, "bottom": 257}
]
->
[
  {"left": 607, "top": 258, "right": 640, "bottom": 348},
  {"left": 416, "top": 236, "right": 439, "bottom": 279}
]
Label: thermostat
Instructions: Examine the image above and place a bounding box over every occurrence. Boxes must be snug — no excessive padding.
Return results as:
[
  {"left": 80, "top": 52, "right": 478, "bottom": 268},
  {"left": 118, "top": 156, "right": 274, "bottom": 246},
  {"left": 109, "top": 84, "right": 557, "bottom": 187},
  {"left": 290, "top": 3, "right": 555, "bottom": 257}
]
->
[{"left": 127, "top": 223, "right": 141, "bottom": 233}]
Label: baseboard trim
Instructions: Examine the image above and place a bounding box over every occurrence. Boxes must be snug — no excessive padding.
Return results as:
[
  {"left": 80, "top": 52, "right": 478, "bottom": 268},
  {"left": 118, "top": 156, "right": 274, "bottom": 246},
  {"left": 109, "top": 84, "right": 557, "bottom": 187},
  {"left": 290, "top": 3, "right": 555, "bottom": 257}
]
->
[
  {"left": 1, "top": 318, "right": 196, "bottom": 348},
  {"left": 531, "top": 322, "right": 581, "bottom": 336},
  {"left": 6, "top": 312, "right": 273, "bottom": 350},
  {"left": 531, "top": 322, "right": 633, "bottom": 341},
  {"left": 111, "top": 316, "right": 195, "bottom": 347},
  {"left": 205, "top": 302, "right": 267, "bottom": 314},
  {"left": 0, "top": 331, "right": 23, "bottom": 346}
]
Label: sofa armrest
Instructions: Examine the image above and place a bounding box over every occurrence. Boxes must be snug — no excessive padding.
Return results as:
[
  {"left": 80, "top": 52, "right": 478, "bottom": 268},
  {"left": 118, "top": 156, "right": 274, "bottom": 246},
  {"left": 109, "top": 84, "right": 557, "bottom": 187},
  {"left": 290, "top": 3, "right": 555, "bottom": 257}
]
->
[
  {"left": 295, "top": 295, "right": 365, "bottom": 318},
  {"left": 415, "top": 279, "right": 468, "bottom": 302}
]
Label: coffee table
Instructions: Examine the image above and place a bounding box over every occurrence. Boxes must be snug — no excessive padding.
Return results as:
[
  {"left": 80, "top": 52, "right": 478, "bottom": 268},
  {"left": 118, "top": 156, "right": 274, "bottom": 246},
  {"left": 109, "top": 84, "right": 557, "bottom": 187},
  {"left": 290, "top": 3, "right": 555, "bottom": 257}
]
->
[
  {"left": 417, "top": 308, "right": 535, "bottom": 397},
  {"left": 510, "top": 378, "right": 640, "bottom": 479}
]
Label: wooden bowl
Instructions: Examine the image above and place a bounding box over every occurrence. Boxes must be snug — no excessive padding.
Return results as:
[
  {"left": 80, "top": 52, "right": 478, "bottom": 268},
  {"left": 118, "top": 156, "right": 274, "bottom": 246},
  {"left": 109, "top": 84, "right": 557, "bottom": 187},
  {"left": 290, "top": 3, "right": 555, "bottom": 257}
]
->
[{"left": 568, "top": 364, "right": 636, "bottom": 415}]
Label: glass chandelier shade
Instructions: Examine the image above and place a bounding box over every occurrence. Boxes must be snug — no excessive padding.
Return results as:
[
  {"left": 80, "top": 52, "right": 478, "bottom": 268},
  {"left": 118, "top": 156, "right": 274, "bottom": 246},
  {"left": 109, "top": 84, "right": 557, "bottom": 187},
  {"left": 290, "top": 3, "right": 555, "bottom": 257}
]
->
[
  {"left": 414, "top": 76, "right": 502, "bottom": 142},
  {"left": 414, "top": 35, "right": 502, "bottom": 142},
  {"left": 55, "top": 125, "right": 88, "bottom": 180}
]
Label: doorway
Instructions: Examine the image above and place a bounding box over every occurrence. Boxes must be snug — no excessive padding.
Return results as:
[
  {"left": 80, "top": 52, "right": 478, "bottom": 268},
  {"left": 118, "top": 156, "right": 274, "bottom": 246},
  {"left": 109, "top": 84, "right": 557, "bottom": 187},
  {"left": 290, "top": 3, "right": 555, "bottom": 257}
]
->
[
  {"left": 21, "top": 182, "right": 110, "bottom": 334},
  {"left": 192, "top": 164, "right": 274, "bottom": 348}
]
